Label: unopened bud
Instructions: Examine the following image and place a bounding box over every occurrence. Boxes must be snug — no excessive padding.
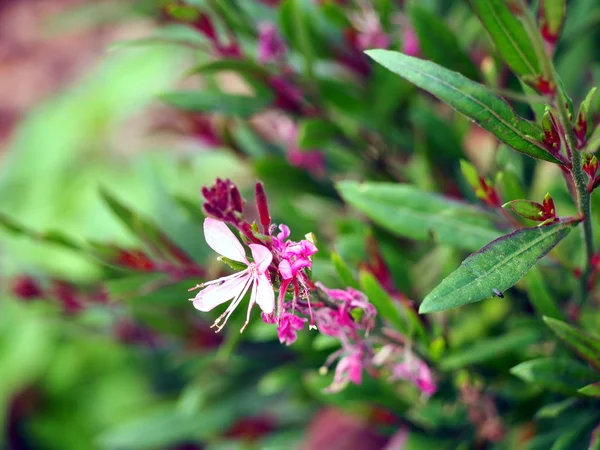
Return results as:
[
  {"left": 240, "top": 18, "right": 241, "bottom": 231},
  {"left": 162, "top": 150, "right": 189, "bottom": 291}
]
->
[
  {"left": 582, "top": 153, "right": 598, "bottom": 180},
  {"left": 539, "top": 0, "right": 566, "bottom": 46},
  {"left": 542, "top": 109, "right": 561, "bottom": 155},
  {"left": 255, "top": 182, "right": 271, "bottom": 233},
  {"left": 575, "top": 87, "right": 597, "bottom": 149}
]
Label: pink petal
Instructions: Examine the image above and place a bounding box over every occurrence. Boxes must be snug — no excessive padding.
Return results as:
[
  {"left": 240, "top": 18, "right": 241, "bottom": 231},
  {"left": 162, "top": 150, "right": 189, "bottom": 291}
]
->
[
  {"left": 204, "top": 218, "right": 248, "bottom": 263},
  {"left": 254, "top": 273, "right": 274, "bottom": 314},
  {"left": 193, "top": 273, "right": 250, "bottom": 311},
  {"left": 249, "top": 244, "right": 273, "bottom": 274},
  {"left": 278, "top": 259, "right": 293, "bottom": 280}
]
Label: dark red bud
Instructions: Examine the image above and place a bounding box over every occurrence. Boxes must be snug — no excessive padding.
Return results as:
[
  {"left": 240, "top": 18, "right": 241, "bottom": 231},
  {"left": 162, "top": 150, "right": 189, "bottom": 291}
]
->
[
  {"left": 575, "top": 112, "right": 588, "bottom": 149},
  {"left": 53, "top": 281, "right": 84, "bottom": 315},
  {"left": 255, "top": 182, "right": 271, "bottom": 233},
  {"left": 193, "top": 13, "right": 217, "bottom": 41},
  {"left": 117, "top": 249, "right": 156, "bottom": 271},
  {"left": 11, "top": 276, "right": 43, "bottom": 300}
]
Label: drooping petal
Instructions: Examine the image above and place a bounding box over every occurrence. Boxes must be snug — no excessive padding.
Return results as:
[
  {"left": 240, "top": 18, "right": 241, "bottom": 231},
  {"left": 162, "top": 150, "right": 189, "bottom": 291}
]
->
[
  {"left": 203, "top": 218, "right": 248, "bottom": 263},
  {"left": 249, "top": 244, "right": 273, "bottom": 274},
  {"left": 254, "top": 273, "right": 275, "bottom": 314},
  {"left": 193, "top": 273, "right": 250, "bottom": 311}
]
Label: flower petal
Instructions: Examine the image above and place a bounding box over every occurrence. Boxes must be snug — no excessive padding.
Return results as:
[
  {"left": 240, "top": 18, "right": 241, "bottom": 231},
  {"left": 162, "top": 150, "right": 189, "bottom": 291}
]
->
[
  {"left": 193, "top": 273, "right": 249, "bottom": 311},
  {"left": 249, "top": 244, "right": 273, "bottom": 274},
  {"left": 254, "top": 273, "right": 274, "bottom": 314},
  {"left": 204, "top": 218, "right": 247, "bottom": 263}
]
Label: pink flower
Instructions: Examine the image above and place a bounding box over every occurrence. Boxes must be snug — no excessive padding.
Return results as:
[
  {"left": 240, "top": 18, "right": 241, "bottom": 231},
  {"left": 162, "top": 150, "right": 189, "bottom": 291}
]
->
[
  {"left": 190, "top": 218, "right": 275, "bottom": 332},
  {"left": 258, "top": 23, "right": 287, "bottom": 64},
  {"left": 277, "top": 312, "right": 307, "bottom": 345},
  {"left": 392, "top": 355, "right": 437, "bottom": 396},
  {"left": 325, "top": 349, "right": 364, "bottom": 393}
]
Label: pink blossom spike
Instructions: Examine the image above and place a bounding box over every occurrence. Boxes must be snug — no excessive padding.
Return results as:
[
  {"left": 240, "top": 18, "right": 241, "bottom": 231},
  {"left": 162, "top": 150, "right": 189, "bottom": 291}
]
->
[{"left": 204, "top": 218, "right": 248, "bottom": 263}]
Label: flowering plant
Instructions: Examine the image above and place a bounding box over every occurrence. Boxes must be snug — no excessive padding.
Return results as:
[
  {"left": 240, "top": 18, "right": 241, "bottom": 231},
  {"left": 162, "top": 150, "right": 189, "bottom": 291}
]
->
[{"left": 2, "top": 0, "right": 600, "bottom": 449}]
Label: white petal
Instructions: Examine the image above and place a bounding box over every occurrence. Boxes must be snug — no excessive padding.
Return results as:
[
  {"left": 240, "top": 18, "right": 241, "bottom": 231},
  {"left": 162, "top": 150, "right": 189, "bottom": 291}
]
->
[
  {"left": 193, "top": 273, "right": 249, "bottom": 311},
  {"left": 204, "top": 218, "right": 248, "bottom": 263},
  {"left": 248, "top": 244, "right": 273, "bottom": 274},
  {"left": 254, "top": 273, "right": 274, "bottom": 314}
]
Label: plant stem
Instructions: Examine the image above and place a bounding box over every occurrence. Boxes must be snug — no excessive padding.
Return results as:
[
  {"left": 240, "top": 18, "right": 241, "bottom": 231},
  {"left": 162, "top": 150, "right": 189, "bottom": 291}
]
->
[{"left": 515, "top": 0, "right": 594, "bottom": 307}]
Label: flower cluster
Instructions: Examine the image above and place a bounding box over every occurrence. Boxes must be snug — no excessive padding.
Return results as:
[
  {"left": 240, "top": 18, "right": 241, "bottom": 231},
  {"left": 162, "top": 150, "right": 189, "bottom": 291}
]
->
[{"left": 188, "top": 179, "right": 435, "bottom": 397}]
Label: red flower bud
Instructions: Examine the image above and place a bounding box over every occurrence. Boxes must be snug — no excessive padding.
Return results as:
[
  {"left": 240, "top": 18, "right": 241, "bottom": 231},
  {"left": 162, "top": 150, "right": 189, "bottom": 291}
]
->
[
  {"left": 255, "top": 182, "right": 271, "bottom": 233},
  {"left": 11, "top": 276, "right": 43, "bottom": 300}
]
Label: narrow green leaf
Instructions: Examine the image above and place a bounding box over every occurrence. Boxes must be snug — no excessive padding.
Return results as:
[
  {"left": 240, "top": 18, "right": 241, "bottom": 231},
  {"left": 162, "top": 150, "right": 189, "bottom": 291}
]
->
[
  {"left": 510, "top": 357, "right": 599, "bottom": 395},
  {"left": 337, "top": 181, "right": 502, "bottom": 252},
  {"left": 503, "top": 199, "right": 546, "bottom": 221},
  {"left": 440, "top": 328, "right": 542, "bottom": 371},
  {"left": 578, "top": 383, "right": 600, "bottom": 397},
  {"left": 100, "top": 189, "right": 194, "bottom": 265},
  {"left": 358, "top": 270, "right": 429, "bottom": 341},
  {"left": 186, "top": 59, "right": 270, "bottom": 79},
  {"left": 543, "top": 317, "right": 600, "bottom": 373},
  {"left": 420, "top": 222, "right": 575, "bottom": 313},
  {"left": 331, "top": 252, "right": 359, "bottom": 289},
  {"left": 160, "top": 90, "right": 272, "bottom": 118},
  {"left": 409, "top": 4, "right": 480, "bottom": 80},
  {"left": 470, "top": 0, "right": 542, "bottom": 80},
  {"left": 365, "top": 50, "right": 559, "bottom": 164},
  {"left": 525, "top": 267, "right": 564, "bottom": 319},
  {"left": 0, "top": 213, "right": 81, "bottom": 251}
]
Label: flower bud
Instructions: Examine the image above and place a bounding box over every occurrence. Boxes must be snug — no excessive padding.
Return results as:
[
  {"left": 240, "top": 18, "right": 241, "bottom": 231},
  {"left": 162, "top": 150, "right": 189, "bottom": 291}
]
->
[
  {"left": 539, "top": 0, "right": 566, "bottom": 46},
  {"left": 575, "top": 87, "right": 597, "bottom": 149},
  {"left": 542, "top": 108, "right": 561, "bottom": 155}
]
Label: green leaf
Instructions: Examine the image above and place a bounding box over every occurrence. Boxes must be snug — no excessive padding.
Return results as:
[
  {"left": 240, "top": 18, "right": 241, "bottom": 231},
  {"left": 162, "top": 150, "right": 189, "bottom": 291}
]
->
[
  {"left": 470, "top": 0, "right": 542, "bottom": 80},
  {"left": 160, "top": 90, "right": 272, "bottom": 118},
  {"left": 409, "top": 4, "right": 479, "bottom": 80},
  {"left": 543, "top": 317, "right": 600, "bottom": 372},
  {"left": 503, "top": 199, "right": 546, "bottom": 221},
  {"left": 524, "top": 267, "right": 564, "bottom": 319},
  {"left": 298, "top": 119, "right": 338, "bottom": 149},
  {"left": 439, "top": 328, "right": 542, "bottom": 371},
  {"left": 186, "top": 59, "right": 270, "bottom": 79},
  {"left": 0, "top": 213, "right": 81, "bottom": 251},
  {"left": 510, "top": 357, "right": 598, "bottom": 395},
  {"left": 419, "top": 222, "right": 575, "bottom": 313},
  {"left": 365, "top": 50, "right": 559, "bottom": 163},
  {"left": 100, "top": 189, "right": 195, "bottom": 265},
  {"left": 331, "top": 252, "right": 358, "bottom": 289},
  {"left": 578, "top": 383, "right": 600, "bottom": 397},
  {"left": 337, "top": 181, "right": 502, "bottom": 252}
]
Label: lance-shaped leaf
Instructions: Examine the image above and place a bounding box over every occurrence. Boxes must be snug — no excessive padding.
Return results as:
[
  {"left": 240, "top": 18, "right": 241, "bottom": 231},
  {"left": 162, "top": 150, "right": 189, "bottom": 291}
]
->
[
  {"left": 579, "top": 383, "right": 600, "bottom": 397},
  {"left": 100, "top": 189, "right": 195, "bottom": 265},
  {"left": 419, "top": 221, "right": 575, "bottom": 313},
  {"left": 543, "top": 317, "right": 600, "bottom": 373},
  {"left": 470, "top": 0, "right": 542, "bottom": 80},
  {"left": 365, "top": 50, "right": 560, "bottom": 164},
  {"left": 161, "top": 90, "right": 272, "bottom": 118},
  {"left": 510, "top": 357, "right": 598, "bottom": 395},
  {"left": 503, "top": 199, "right": 546, "bottom": 221},
  {"left": 337, "top": 181, "right": 502, "bottom": 252}
]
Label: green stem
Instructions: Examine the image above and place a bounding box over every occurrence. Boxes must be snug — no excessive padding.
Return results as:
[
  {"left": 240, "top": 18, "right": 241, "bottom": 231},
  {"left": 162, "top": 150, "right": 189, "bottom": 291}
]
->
[{"left": 514, "top": 0, "right": 594, "bottom": 308}]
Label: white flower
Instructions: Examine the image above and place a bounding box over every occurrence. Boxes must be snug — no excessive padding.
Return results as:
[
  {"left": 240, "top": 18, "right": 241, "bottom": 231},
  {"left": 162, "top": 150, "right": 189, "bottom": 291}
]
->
[{"left": 190, "top": 218, "right": 274, "bottom": 332}]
